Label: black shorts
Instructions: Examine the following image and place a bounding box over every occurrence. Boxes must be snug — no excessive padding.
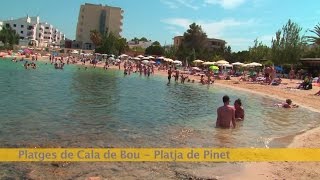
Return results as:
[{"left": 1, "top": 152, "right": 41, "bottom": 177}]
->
[{"left": 168, "top": 75, "right": 171, "bottom": 80}]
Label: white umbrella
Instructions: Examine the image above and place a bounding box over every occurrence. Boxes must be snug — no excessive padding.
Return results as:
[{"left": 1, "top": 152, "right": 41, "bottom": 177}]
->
[
  {"left": 203, "top": 61, "right": 216, "bottom": 65},
  {"left": 115, "top": 59, "right": 121, "bottom": 62},
  {"left": 142, "top": 57, "right": 150, "bottom": 60},
  {"left": 120, "top": 54, "right": 128, "bottom": 57},
  {"left": 220, "top": 64, "right": 233, "bottom": 67},
  {"left": 137, "top": 55, "right": 144, "bottom": 58},
  {"left": 157, "top": 56, "right": 165, "bottom": 60},
  {"left": 147, "top": 56, "right": 155, "bottom": 59},
  {"left": 193, "top": 59, "right": 204, "bottom": 63},
  {"left": 232, "top": 62, "right": 244, "bottom": 66},
  {"left": 149, "top": 60, "right": 156, "bottom": 64},
  {"left": 133, "top": 57, "right": 141, "bottom": 60},
  {"left": 71, "top": 50, "right": 79, "bottom": 54},
  {"left": 192, "top": 67, "right": 201, "bottom": 71},
  {"left": 108, "top": 57, "right": 115, "bottom": 61},
  {"left": 216, "top": 60, "right": 229, "bottom": 64},
  {"left": 173, "top": 60, "right": 182, "bottom": 64},
  {"left": 247, "top": 62, "right": 262, "bottom": 67},
  {"left": 164, "top": 58, "right": 172, "bottom": 62},
  {"left": 142, "top": 60, "right": 149, "bottom": 64}
]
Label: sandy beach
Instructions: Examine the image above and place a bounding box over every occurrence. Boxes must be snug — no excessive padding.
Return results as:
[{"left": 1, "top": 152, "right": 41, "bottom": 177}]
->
[{"left": 2, "top": 56, "right": 320, "bottom": 179}]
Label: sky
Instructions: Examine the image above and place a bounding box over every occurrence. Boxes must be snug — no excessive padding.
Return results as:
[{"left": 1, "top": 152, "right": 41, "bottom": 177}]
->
[{"left": 0, "top": 0, "right": 319, "bottom": 51}]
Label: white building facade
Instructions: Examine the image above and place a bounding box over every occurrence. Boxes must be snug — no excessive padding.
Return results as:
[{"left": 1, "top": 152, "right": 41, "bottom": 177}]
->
[{"left": 3, "top": 16, "right": 65, "bottom": 47}]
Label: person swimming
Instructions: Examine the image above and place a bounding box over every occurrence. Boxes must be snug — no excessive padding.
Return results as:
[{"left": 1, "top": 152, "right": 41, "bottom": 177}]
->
[{"left": 278, "top": 99, "right": 299, "bottom": 108}]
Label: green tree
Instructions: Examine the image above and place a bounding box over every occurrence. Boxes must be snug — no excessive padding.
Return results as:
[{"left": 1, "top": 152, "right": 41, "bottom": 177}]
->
[
  {"left": 179, "top": 23, "right": 208, "bottom": 62},
  {"left": 164, "top": 45, "right": 177, "bottom": 59},
  {"left": 145, "top": 44, "right": 164, "bottom": 56},
  {"left": 0, "top": 26, "right": 19, "bottom": 49},
  {"left": 152, "top": 41, "right": 160, "bottom": 46},
  {"left": 90, "top": 30, "right": 102, "bottom": 47},
  {"left": 249, "top": 38, "right": 270, "bottom": 62},
  {"left": 306, "top": 23, "right": 320, "bottom": 45},
  {"left": 271, "top": 19, "right": 304, "bottom": 65},
  {"left": 139, "top": 37, "right": 149, "bottom": 42},
  {"left": 95, "top": 32, "right": 127, "bottom": 55}
]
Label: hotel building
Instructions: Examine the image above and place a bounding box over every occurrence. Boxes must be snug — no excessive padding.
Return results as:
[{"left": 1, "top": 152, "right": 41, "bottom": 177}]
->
[
  {"left": 3, "top": 16, "right": 65, "bottom": 47},
  {"left": 76, "top": 3, "right": 124, "bottom": 50}
]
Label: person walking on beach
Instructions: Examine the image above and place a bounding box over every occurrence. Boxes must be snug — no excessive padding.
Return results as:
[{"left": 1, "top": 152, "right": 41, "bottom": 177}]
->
[
  {"left": 216, "top": 95, "right": 236, "bottom": 128},
  {"left": 167, "top": 67, "right": 172, "bottom": 85}
]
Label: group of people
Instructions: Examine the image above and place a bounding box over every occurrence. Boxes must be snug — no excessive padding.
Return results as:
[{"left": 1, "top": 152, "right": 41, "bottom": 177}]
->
[
  {"left": 215, "top": 95, "right": 299, "bottom": 129},
  {"left": 216, "top": 96, "right": 244, "bottom": 129}
]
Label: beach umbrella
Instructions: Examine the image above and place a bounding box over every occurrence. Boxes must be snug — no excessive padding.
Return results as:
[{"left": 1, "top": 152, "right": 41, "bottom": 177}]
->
[
  {"left": 147, "top": 56, "right": 155, "bottom": 59},
  {"left": 193, "top": 59, "right": 204, "bottom": 63},
  {"left": 164, "top": 58, "right": 173, "bottom": 62},
  {"left": 115, "top": 59, "right": 121, "bottom": 62},
  {"left": 203, "top": 61, "right": 216, "bottom": 65},
  {"left": 209, "top": 65, "right": 219, "bottom": 70},
  {"left": 137, "top": 55, "right": 144, "bottom": 58},
  {"left": 149, "top": 60, "right": 156, "bottom": 64},
  {"left": 142, "top": 60, "right": 149, "bottom": 64},
  {"left": 108, "top": 57, "right": 115, "bottom": 61},
  {"left": 157, "top": 56, "right": 165, "bottom": 60},
  {"left": 173, "top": 60, "right": 182, "bottom": 64},
  {"left": 216, "top": 60, "right": 229, "bottom": 64},
  {"left": 120, "top": 54, "right": 128, "bottom": 57},
  {"left": 247, "top": 62, "right": 262, "bottom": 67},
  {"left": 232, "top": 62, "right": 244, "bottom": 66},
  {"left": 133, "top": 57, "right": 141, "bottom": 60},
  {"left": 142, "top": 57, "right": 150, "bottom": 60},
  {"left": 192, "top": 67, "right": 201, "bottom": 71}
]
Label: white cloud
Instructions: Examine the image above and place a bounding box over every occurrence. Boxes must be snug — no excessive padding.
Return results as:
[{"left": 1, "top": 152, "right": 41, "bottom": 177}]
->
[
  {"left": 160, "top": 0, "right": 199, "bottom": 10},
  {"left": 162, "top": 17, "right": 257, "bottom": 51},
  {"left": 204, "top": 0, "right": 246, "bottom": 9},
  {"left": 162, "top": 18, "right": 255, "bottom": 38},
  {"left": 160, "top": 0, "right": 179, "bottom": 9}
]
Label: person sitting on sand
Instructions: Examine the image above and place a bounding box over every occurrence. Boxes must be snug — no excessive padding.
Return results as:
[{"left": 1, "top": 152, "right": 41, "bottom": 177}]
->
[
  {"left": 216, "top": 95, "right": 236, "bottom": 128},
  {"left": 281, "top": 99, "right": 299, "bottom": 108},
  {"left": 271, "top": 76, "right": 282, "bottom": 85},
  {"left": 234, "top": 99, "right": 244, "bottom": 121}
]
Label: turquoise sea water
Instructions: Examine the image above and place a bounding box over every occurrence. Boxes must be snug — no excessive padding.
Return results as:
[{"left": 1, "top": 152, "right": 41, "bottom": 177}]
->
[{"left": 0, "top": 58, "right": 319, "bottom": 178}]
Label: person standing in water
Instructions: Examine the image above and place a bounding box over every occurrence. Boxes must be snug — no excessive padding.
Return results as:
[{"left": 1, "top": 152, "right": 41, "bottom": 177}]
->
[
  {"left": 234, "top": 99, "right": 244, "bottom": 121},
  {"left": 167, "top": 67, "right": 172, "bottom": 85},
  {"left": 216, "top": 95, "right": 236, "bottom": 128}
]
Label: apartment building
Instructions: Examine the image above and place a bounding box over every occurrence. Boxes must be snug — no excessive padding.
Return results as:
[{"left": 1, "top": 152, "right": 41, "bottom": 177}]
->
[
  {"left": 3, "top": 16, "right": 65, "bottom": 47},
  {"left": 76, "top": 3, "right": 123, "bottom": 50}
]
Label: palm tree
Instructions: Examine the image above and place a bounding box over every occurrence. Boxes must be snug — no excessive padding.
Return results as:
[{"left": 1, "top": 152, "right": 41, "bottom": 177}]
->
[{"left": 307, "top": 23, "right": 320, "bottom": 45}]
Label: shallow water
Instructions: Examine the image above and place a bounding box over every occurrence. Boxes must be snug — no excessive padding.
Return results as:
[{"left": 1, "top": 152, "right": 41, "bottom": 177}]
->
[{"left": 0, "top": 59, "right": 319, "bottom": 178}]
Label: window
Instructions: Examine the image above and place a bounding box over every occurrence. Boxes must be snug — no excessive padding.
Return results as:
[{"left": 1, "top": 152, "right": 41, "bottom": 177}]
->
[
  {"left": 39, "top": 34, "right": 41, "bottom": 38},
  {"left": 21, "top": 25, "right": 24, "bottom": 28},
  {"left": 45, "top": 27, "right": 49, "bottom": 29},
  {"left": 28, "top": 26, "right": 32, "bottom": 30},
  {"left": 13, "top": 24, "right": 16, "bottom": 27},
  {"left": 5, "top": 23, "right": 9, "bottom": 28},
  {"left": 20, "top": 31, "right": 23, "bottom": 34}
]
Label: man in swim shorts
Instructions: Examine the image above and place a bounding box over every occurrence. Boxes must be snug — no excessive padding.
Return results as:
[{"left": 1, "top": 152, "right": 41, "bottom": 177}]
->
[{"left": 216, "top": 95, "right": 236, "bottom": 128}]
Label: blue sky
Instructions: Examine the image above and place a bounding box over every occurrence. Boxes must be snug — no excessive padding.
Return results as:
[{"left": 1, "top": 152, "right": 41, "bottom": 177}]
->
[{"left": 0, "top": 0, "right": 319, "bottom": 51}]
